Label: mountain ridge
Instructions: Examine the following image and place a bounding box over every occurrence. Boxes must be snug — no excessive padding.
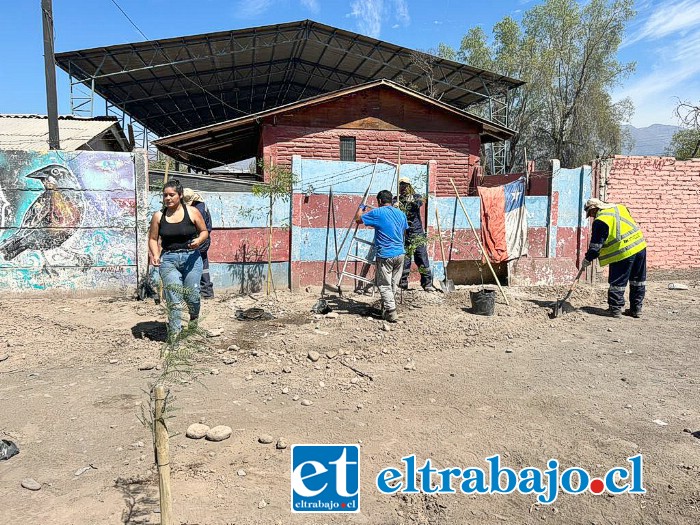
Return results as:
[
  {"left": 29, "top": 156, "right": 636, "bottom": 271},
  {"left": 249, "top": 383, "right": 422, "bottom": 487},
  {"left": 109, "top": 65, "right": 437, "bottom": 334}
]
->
[{"left": 621, "top": 124, "right": 678, "bottom": 156}]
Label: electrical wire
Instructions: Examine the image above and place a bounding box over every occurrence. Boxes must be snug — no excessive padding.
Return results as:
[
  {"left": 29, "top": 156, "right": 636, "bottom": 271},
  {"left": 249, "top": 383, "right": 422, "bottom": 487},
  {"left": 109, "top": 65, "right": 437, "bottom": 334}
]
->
[
  {"left": 108, "top": 0, "right": 147, "bottom": 40},
  {"left": 107, "top": 0, "right": 248, "bottom": 118},
  {"left": 158, "top": 143, "right": 398, "bottom": 185}
]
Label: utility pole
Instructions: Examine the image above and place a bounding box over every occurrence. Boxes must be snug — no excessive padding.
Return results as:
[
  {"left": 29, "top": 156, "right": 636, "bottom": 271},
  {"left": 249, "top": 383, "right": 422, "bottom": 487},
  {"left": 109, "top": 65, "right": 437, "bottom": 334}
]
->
[{"left": 42, "top": 0, "right": 60, "bottom": 150}]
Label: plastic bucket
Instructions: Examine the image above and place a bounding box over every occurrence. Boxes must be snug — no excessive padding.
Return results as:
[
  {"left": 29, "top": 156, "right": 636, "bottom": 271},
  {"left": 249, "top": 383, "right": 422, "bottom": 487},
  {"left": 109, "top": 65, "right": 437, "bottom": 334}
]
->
[{"left": 470, "top": 289, "right": 496, "bottom": 316}]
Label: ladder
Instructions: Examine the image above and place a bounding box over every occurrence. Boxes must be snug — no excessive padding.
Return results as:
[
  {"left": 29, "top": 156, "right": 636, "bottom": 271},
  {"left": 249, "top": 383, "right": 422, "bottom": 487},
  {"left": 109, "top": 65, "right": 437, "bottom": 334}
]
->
[
  {"left": 338, "top": 232, "right": 376, "bottom": 296},
  {"left": 332, "top": 159, "right": 398, "bottom": 296}
]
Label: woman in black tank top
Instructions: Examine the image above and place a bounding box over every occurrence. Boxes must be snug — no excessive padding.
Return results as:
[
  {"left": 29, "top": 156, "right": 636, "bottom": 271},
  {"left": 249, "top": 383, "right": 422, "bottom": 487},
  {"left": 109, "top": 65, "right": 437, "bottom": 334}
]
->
[{"left": 148, "top": 179, "right": 209, "bottom": 341}]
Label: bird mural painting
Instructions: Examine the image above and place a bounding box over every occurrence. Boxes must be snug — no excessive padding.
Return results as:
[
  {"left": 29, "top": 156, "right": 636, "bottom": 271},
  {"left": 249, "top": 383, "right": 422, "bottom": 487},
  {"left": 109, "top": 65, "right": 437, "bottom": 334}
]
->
[{"left": 0, "top": 164, "right": 86, "bottom": 262}]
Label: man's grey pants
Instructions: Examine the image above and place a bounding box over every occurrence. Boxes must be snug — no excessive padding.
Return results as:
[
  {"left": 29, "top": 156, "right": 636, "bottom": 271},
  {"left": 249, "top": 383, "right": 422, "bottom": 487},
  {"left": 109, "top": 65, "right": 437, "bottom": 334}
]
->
[{"left": 376, "top": 255, "right": 404, "bottom": 311}]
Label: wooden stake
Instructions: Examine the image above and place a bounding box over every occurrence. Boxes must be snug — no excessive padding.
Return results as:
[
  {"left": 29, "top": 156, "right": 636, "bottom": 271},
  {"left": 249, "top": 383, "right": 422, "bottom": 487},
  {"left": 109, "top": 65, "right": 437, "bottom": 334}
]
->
[
  {"left": 396, "top": 146, "right": 401, "bottom": 198},
  {"left": 517, "top": 148, "right": 530, "bottom": 259},
  {"left": 154, "top": 385, "right": 173, "bottom": 525},
  {"left": 267, "top": 157, "right": 274, "bottom": 295},
  {"left": 158, "top": 158, "right": 172, "bottom": 305},
  {"left": 267, "top": 191, "right": 273, "bottom": 296},
  {"left": 449, "top": 178, "right": 509, "bottom": 305},
  {"left": 523, "top": 148, "right": 530, "bottom": 190}
]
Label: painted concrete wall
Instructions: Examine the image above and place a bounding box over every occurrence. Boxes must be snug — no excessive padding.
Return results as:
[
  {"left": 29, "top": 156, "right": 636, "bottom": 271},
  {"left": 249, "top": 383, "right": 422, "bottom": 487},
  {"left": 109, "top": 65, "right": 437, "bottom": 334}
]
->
[
  {"left": 0, "top": 150, "right": 141, "bottom": 291},
  {"left": 148, "top": 160, "right": 589, "bottom": 292},
  {"left": 0, "top": 149, "right": 592, "bottom": 293},
  {"left": 288, "top": 157, "right": 558, "bottom": 288},
  {"left": 148, "top": 190, "right": 291, "bottom": 293},
  {"left": 509, "top": 161, "right": 592, "bottom": 286},
  {"left": 604, "top": 156, "right": 700, "bottom": 270}
]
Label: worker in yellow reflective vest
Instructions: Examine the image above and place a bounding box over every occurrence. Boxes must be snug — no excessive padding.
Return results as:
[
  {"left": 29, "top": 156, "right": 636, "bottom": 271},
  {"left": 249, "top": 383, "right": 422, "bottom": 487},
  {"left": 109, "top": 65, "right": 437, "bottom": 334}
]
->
[{"left": 581, "top": 198, "right": 647, "bottom": 318}]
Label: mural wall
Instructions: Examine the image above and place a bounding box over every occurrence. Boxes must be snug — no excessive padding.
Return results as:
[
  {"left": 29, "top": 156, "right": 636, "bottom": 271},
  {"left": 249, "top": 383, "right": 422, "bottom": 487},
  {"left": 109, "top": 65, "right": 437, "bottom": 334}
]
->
[
  {"left": 0, "top": 149, "right": 592, "bottom": 293},
  {"left": 0, "top": 150, "right": 137, "bottom": 291},
  {"left": 289, "top": 156, "right": 571, "bottom": 288}
]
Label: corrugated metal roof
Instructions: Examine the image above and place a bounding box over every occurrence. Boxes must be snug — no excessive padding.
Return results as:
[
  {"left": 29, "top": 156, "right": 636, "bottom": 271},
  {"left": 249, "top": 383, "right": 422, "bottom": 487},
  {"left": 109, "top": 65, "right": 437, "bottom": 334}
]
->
[
  {"left": 0, "top": 114, "right": 123, "bottom": 151},
  {"left": 149, "top": 169, "right": 261, "bottom": 192},
  {"left": 55, "top": 20, "right": 523, "bottom": 138}
]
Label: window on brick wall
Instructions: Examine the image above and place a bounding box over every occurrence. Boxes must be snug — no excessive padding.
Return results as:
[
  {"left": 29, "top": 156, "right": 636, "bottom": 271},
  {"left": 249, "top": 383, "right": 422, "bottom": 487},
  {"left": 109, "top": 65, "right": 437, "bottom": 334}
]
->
[{"left": 340, "top": 136, "right": 356, "bottom": 162}]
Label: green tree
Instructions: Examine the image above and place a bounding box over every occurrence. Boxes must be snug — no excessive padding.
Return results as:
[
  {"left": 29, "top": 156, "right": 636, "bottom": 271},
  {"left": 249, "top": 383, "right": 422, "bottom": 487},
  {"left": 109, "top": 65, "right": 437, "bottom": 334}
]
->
[
  {"left": 251, "top": 160, "right": 298, "bottom": 295},
  {"left": 440, "top": 0, "right": 635, "bottom": 170},
  {"left": 666, "top": 128, "right": 700, "bottom": 160},
  {"left": 667, "top": 100, "right": 700, "bottom": 159}
]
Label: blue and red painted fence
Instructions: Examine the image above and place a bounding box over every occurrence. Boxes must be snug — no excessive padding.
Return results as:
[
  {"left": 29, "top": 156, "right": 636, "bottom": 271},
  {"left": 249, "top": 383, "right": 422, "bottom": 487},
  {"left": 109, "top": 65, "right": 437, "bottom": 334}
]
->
[
  {"left": 0, "top": 149, "right": 591, "bottom": 293},
  {"left": 287, "top": 156, "right": 590, "bottom": 288}
]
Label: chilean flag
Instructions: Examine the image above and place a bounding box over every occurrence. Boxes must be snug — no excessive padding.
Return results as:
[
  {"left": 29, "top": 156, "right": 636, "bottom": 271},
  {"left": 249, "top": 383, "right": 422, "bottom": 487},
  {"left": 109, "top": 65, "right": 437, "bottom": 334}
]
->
[{"left": 477, "top": 177, "right": 528, "bottom": 263}]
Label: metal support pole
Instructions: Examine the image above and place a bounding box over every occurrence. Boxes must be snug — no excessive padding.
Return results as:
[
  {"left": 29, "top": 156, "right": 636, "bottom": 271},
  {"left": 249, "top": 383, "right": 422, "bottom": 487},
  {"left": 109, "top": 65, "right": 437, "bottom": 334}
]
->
[{"left": 41, "top": 0, "right": 60, "bottom": 150}]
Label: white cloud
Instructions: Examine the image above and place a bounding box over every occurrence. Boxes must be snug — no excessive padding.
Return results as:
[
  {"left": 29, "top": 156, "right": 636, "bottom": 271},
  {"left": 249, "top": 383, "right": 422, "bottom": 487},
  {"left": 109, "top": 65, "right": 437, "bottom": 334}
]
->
[
  {"left": 350, "top": 0, "right": 384, "bottom": 38},
  {"left": 235, "top": 0, "right": 273, "bottom": 18},
  {"left": 393, "top": 0, "right": 410, "bottom": 26},
  {"left": 349, "top": 0, "right": 410, "bottom": 38},
  {"left": 625, "top": 0, "right": 700, "bottom": 46},
  {"left": 234, "top": 0, "right": 319, "bottom": 19},
  {"left": 616, "top": 29, "right": 700, "bottom": 125},
  {"left": 300, "top": 0, "right": 320, "bottom": 13}
]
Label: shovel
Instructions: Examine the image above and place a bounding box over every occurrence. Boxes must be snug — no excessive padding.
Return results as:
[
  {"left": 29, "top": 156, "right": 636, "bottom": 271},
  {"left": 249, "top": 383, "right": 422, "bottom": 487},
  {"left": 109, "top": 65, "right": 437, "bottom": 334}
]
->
[
  {"left": 434, "top": 206, "right": 455, "bottom": 293},
  {"left": 551, "top": 266, "right": 586, "bottom": 318}
]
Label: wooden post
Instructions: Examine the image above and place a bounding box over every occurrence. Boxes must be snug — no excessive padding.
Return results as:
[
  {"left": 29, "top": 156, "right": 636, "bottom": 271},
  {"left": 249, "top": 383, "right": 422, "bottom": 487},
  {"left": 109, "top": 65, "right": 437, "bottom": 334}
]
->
[
  {"left": 154, "top": 385, "right": 173, "bottom": 525},
  {"left": 128, "top": 123, "right": 136, "bottom": 150},
  {"left": 42, "top": 0, "right": 60, "bottom": 150},
  {"left": 449, "top": 178, "right": 509, "bottom": 305}
]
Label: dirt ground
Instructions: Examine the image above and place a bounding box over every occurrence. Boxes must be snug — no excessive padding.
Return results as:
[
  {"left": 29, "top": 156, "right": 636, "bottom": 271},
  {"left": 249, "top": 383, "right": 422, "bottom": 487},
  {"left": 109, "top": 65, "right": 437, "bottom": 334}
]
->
[{"left": 1, "top": 274, "right": 699, "bottom": 525}]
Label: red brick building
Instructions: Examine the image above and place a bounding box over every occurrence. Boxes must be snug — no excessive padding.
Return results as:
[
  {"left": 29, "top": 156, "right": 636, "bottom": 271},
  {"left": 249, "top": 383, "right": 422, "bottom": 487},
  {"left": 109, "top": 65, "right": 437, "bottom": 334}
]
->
[{"left": 156, "top": 80, "right": 514, "bottom": 196}]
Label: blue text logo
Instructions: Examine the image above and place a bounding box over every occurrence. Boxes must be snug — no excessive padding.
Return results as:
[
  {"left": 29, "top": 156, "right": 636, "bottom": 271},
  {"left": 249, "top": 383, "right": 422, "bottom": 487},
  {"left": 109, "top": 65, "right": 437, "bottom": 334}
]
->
[
  {"left": 291, "top": 444, "right": 360, "bottom": 513},
  {"left": 376, "top": 454, "right": 645, "bottom": 504}
]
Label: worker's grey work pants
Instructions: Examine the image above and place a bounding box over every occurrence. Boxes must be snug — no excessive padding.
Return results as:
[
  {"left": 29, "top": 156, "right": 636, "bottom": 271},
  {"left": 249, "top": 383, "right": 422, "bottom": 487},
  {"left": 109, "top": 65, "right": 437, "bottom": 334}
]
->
[{"left": 376, "top": 255, "right": 404, "bottom": 312}]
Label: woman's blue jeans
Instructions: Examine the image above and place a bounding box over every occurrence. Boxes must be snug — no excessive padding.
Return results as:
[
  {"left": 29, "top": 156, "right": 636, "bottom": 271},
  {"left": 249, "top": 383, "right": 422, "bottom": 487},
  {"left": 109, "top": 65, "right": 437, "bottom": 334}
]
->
[{"left": 160, "top": 250, "right": 203, "bottom": 337}]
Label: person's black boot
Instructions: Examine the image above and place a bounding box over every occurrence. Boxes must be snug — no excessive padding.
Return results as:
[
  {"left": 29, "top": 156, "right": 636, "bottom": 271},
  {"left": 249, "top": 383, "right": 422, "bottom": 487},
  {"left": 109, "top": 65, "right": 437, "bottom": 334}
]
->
[{"left": 607, "top": 307, "right": 622, "bottom": 318}]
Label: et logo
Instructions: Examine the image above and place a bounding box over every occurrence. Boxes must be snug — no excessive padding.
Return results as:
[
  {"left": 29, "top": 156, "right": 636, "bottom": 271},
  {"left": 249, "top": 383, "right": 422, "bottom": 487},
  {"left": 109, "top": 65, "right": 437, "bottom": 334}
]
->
[{"left": 290, "top": 444, "right": 360, "bottom": 513}]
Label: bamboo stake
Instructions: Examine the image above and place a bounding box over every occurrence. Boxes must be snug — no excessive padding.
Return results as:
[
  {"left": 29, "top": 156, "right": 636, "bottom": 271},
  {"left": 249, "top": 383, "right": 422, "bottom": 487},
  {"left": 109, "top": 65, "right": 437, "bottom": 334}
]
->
[
  {"left": 517, "top": 148, "right": 530, "bottom": 259},
  {"left": 154, "top": 385, "right": 173, "bottom": 525},
  {"left": 523, "top": 148, "right": 530, "bottom": 190},
  {"left": 158, "top": 159, "right": 171, "bottom": 305},
  {"left": 449, "top": 178, "right": 509, "bottom": 305},
  {"left": 266, "top": 157, "right": 275, "bottom": 295},
  {"left": 396, "top": 146, "right": 401, "bottom": 198},
  {"left": 267, "top": 190, "right": 273, "bottom": 295}
]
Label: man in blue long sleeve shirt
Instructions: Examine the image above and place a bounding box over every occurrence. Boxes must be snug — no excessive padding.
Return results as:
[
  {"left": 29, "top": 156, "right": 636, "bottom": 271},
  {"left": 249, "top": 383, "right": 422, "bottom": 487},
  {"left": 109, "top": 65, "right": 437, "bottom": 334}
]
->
[{"left": 355, "top": 190, "right": 409, "bottom": 322}]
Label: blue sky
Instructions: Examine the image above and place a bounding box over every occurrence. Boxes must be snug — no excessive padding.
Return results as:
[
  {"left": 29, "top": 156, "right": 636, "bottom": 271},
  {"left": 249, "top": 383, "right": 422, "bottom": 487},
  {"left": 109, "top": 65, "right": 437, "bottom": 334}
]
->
[{"left": 1, "top": 0, "right": 698, "bottom": 128}]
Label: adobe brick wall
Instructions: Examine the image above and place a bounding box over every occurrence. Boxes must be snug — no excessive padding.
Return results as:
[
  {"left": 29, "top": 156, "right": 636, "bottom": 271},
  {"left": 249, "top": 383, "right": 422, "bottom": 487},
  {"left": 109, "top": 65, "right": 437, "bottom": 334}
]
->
[
  {"left": 262, "top": 125, "right": 480, "bottom": 196},
  {"left": 605, "top": 156, "right": 700, "bottom": 269}
]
